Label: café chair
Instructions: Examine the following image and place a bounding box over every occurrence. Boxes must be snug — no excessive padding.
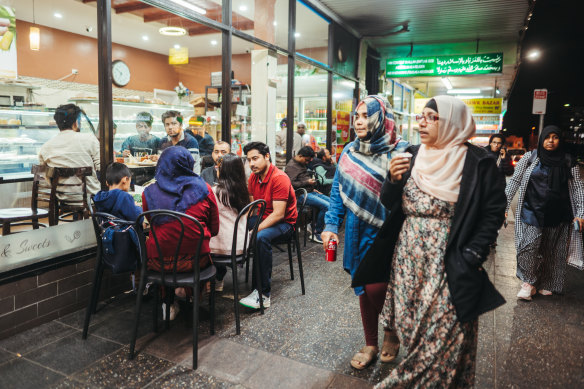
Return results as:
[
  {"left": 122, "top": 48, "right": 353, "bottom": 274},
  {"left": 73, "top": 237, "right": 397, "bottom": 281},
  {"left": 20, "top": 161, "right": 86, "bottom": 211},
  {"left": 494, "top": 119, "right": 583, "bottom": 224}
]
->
[
  {"left": 129, "top": 210, "right": 216, "bottom": 370},
  {"left": 46, "top": 166, "right": 93, "bottom": 225},
  {"left": 210, "top": 199, "right": 266, "bottom": 335},
  {"left": 0, "top": 164, "right": 49, "bottom": 235},
  {"left": 82, "top": 209, "right": 138, "bottom": 339}
]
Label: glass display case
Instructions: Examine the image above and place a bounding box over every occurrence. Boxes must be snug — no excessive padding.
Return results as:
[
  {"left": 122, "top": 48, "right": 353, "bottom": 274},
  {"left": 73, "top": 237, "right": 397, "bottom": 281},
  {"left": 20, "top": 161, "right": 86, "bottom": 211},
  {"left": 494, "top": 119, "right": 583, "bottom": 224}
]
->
[{"left": 70, "top": 99, "right": 195, "bottom": 153}]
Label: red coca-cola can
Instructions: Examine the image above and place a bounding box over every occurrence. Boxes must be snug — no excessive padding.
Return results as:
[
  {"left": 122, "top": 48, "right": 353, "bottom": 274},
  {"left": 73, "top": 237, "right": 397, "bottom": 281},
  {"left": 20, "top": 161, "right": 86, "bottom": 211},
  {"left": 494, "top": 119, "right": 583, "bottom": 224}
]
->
[{"left": 326, "top": 239, "right": 337, "bottom": 262}]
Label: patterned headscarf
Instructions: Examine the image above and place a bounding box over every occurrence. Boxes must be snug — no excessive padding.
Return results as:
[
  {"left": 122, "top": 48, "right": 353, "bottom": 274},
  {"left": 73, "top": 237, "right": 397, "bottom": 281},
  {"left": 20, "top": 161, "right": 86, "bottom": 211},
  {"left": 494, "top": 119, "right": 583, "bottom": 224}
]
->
[
  {"left": 336, "top": 95, "right": 400, "bottom": 228},
  {"left": 144, "top": 146, "right": 209, "bottom": 225}
]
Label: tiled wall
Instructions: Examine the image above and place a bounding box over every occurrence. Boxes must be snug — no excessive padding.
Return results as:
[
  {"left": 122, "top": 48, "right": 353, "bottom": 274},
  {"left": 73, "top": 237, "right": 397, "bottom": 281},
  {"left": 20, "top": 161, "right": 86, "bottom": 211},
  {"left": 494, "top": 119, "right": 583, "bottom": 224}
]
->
[{"left": 0, "top": 257, "right": 131, "bottom": 339}]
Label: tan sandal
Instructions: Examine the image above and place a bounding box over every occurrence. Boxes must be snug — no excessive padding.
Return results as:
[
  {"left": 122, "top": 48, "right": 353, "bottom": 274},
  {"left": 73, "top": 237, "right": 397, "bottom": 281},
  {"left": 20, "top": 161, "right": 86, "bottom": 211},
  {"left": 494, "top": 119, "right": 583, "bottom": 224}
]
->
[
  {"left": 380, "top": 331, "right": 400, "bottom": 363},
  {"left": 350, "top": 346, "right": 378, "bottom": 370}
]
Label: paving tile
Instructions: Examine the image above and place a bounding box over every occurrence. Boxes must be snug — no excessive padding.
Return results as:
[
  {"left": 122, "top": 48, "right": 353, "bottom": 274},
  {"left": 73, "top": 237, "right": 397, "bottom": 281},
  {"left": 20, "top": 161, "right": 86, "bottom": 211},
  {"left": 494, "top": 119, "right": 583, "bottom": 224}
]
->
[
  {"left": 327, "top": 373, "right": 372, "bottom": 389},
  {"left": 0, "top": 357, "right": 65, "bottom": 389},
  {"left": 25, "top": 333, "right": 121, "bottom": 375},
  {"left": 244, "top": 353, "right": 335, "bottom": 389},
  {"left": 50, "top": 377, "right": 95, "bottom": 389},
  {"left": 84, "top": 305, "right": 153, "bottom": 345},
  {"left": 148, "top": 365, "right": 241, "bottom": 388},
  {"left": 71, "top": 347, "right": 174, "bottom": 389},
  {"left": 0, "top": 347, "right": 16, "bottom": 364},
  {"left": 0, "top": 321, "right": 77, "bottom": 356},
  {"left": 55, "top": 293, "right": 136, "bottom": 330}
]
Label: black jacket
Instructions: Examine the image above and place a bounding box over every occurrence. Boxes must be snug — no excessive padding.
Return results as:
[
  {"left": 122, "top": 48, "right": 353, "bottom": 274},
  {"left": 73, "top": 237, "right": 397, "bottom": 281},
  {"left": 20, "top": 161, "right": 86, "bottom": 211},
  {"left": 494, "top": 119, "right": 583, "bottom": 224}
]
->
[{"left": 352, "top": 143, "right": 506, "bottom": 322}]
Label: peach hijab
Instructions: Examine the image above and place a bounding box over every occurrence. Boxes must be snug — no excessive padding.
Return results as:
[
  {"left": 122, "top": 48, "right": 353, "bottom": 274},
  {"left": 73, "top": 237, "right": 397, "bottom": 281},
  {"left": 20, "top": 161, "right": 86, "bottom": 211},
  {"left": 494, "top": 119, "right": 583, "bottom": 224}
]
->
[{"left": 411, "top": 95, "right": 476, "bottom": 203}]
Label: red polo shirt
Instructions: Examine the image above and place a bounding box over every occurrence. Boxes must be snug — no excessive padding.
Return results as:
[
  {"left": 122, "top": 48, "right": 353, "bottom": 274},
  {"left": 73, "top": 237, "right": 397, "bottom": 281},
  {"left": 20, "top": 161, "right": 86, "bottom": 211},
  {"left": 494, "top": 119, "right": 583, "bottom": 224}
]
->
[{"left": 248, "top": 164, "right": 297, "bottom": 225}]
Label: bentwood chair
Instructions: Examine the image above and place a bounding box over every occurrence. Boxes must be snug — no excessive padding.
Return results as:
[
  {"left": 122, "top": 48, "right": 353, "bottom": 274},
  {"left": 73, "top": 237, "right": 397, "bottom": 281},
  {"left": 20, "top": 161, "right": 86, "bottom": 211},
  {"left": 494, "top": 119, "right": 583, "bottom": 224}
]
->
[
  {"left": 129, "top": 210, "right": 216, "bottom": 370},
  {"left": 0, "top": 164, "right": 49, "bottom": 235},
  {"left": 82, "top": 210, "right": 138, "bottom": 339},
  {"left": 210, "top": 199, "right": 266, "bottom": 334},
  {"left": 46, "top": 166, "right": 93, "bottom": 225},
  {"left": 265, "top": 188, "right": 306, "bottom": 313}
]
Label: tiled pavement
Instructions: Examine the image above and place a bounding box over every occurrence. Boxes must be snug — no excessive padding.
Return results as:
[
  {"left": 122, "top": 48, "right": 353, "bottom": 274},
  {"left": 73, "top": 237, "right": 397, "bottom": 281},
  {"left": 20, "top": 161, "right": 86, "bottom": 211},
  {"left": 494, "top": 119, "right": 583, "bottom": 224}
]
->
[{"left": 0, "top": 223, "right": 583, "bottom": 388}]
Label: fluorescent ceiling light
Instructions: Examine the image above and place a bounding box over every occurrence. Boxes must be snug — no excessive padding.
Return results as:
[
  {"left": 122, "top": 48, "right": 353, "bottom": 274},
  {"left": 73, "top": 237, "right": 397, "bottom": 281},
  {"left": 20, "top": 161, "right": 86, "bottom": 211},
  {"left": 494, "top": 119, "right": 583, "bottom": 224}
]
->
[
  {"left": 294, "top": 32, "right": 300, "bottom": 38},
  {"left": 441, "top": 77, "right": 452, "bottom": 90},
  {"left": 174, "top": 44, "right": 180, "bottom": 49},
  {"left": 455, "top": 95, "right": 484, "bottom": 99},
  {"left": 54, "top": 12, "right": 63, "bottom": 19},
  {"left": 142, "top": 35, "right": 149, "bottom": 41},
  {"left": 159, "top": 26, "right": 187, "bottom": 36},
  {"left": 273, "top": 21, "right": 277, "bottom": 26},
  {"left": 447, "top": 88, "right": 481, "bottom": 94},
  {"left": 239, "top": 5, "right": 248, "bottom": 11},
  {"left": 210, "top": 40, "right": 218, "bottom": 45},
  {"left": 169, "top": 0, "right": 206, "bottom": 15}
]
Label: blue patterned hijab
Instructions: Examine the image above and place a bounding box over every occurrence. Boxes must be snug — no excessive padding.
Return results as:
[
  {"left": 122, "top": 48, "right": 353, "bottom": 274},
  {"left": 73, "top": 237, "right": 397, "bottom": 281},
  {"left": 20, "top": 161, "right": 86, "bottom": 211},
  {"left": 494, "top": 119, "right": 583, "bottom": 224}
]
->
[
  {"left": 336, "top": 95, "right": 400, "bottom": 228},
  {"left": 144, "top": 146, "right": 209, "bottom": 224}
]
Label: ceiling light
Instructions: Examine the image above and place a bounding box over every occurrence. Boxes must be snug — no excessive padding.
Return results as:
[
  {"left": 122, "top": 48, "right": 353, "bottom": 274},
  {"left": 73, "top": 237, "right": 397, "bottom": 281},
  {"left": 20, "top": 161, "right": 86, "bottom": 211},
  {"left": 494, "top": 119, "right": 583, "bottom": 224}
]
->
[
  {"left": 564, "top": 103, "right": 570, "bottom": 107},
  {"left": 273, "top": 21, "right": 277, "bottom": 26},
  {"left": 496, "top": 89, "right": 501, "bottom": 94},
  {"left": 142, "top": 35, "right": 149, "bottom": 41},
  {"left": 174, "top": 44, "right": 180, "bottom": 49},
  {"left": 210, "top": 40, "right": 218, "bottom": 46},
  {"left": 294, "top": 32, "right": 300, "bottom": 38},
  {"left": 239, "top": 5, "right": 248, "bottom": 11},
  {"left": 29, "top": 26, "right": 40, "bottom": 51},
  {"left": 441, "top": 77, "right": 452, "bottom": 90},
  {"left": 159, "top": 26, "right": 187, "bottom": 36},
  {"left": 169, "top": 0, "right": 206, "bottom": 15},
  {"left": 456, "top": 95, "right": 484, "bottom": 99},
  {"left": 447, "top": 88, "right": 481, "bottom": 94},
  {"left": 54, "top": 12, "right": 63, "bottom": 19}
]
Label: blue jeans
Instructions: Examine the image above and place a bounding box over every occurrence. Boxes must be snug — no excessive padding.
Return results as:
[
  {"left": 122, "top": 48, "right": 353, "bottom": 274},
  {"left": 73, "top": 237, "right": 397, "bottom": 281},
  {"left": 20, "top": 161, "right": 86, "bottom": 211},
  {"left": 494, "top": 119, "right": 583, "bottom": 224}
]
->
[
  {"left": 300, "top": 192, "right": 330, "bottom": 234},
  {"left": 248, "top": 216, "right": 293, "bottom": 296}
]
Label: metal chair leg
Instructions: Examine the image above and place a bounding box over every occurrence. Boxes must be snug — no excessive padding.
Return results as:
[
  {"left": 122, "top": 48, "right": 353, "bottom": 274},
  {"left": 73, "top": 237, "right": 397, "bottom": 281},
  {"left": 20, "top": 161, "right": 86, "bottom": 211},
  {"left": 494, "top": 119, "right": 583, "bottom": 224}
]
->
[
  {"left": 129, "top": 271, "right": 147, "bottom": 360},
  {"left": 210, "top": 278, "right": 215, "bottom": 336},
  {"left": 82, "top": 256, "right": 104, "bottom": 339},
  {"left": 288, "top": 241, "right": 294, "bottom": 280},
  {"left": 295, "top": 231, "right": 305, "bottom": 295},
  {"left": 232, "top": 258, "right": 241, "bottom": 335},
  {"left": 192, "top": 279, "right": 200, "bottom": 370}
]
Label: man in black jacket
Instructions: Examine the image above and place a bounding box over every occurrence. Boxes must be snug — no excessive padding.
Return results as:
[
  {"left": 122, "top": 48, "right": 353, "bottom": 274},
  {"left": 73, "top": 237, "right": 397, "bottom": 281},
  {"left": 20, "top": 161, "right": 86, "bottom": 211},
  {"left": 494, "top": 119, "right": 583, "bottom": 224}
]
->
[
  {"left": 309, "top": 148, "right": 336, "bottom": 195},
  {"left": 484, "top": 133, "right": 514, "bottom": 180}
]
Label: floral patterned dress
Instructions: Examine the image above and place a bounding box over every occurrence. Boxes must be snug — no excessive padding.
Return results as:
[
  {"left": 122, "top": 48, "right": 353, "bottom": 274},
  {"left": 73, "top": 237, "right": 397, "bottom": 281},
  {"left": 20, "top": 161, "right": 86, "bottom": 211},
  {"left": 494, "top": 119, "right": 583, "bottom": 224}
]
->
[{"left": 376, "top": 178, "right": 478, "bottom": 389}]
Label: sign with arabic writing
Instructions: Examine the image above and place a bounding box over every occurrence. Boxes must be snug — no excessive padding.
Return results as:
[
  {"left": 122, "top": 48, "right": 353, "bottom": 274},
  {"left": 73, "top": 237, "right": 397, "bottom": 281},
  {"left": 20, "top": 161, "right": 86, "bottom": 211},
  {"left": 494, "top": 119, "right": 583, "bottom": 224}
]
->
[
  {"left": 0, "top": 220, "right": 96, "bottom": 273},
  {"left": 386, "top": 53, "right": 503, "bottom": 77}
]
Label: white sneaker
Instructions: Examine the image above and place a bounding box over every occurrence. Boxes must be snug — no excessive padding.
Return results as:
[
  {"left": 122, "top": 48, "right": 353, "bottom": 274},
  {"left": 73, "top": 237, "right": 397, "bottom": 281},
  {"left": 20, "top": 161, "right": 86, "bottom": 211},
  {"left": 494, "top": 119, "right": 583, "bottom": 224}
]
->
[
  {"left": 311, "top": 234, "right": 323, "bottom": 244},
  {"left": 239, "top": 289, "right": 270, "bottom": 309},
  {"left": 162, "top": 301, "right": 180, "bottom": 320},
  {"left": 215, "top": 279, "right": 224, "bottom": 292},
  {"left": 517, "top": 283, "right": 536, "bottom": 301}
]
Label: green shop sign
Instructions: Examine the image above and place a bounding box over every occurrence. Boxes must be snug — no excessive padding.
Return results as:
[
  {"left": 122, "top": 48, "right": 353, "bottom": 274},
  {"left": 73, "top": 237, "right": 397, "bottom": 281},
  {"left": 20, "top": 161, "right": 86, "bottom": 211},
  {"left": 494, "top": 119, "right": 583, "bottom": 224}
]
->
[{"left": 386, "top": 52, "right": 503, "bottom": 77}]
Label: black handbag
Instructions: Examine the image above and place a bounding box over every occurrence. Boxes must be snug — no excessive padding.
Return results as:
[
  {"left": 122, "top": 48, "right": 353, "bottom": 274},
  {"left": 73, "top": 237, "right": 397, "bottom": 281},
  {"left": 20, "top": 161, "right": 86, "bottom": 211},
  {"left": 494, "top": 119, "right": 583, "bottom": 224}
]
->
[{"left": 101, "top": 223, "right": 140, "bottom": 274}]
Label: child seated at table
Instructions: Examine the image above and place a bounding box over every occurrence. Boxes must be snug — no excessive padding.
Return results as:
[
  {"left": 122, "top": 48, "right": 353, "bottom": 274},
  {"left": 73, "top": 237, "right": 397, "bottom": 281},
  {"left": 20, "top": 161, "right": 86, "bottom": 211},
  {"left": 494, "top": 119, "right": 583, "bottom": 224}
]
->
[{"left": 94, "top": 162, "right": 143, "bottom": 221}]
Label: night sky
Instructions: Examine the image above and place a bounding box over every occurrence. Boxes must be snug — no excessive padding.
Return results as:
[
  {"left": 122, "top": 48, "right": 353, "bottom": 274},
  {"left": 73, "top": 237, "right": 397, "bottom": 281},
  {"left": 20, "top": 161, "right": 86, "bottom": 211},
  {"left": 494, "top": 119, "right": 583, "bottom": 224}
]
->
[{"left": 503, "top": 0, "right": 583, "bottom": 141}]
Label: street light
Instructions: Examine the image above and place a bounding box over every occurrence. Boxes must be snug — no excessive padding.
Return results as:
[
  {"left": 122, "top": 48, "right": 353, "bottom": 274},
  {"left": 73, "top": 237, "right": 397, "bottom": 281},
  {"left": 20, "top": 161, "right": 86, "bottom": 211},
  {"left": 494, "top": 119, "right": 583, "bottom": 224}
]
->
[{"left": 526, "top": 49, "right": 541, "bottom": 61}]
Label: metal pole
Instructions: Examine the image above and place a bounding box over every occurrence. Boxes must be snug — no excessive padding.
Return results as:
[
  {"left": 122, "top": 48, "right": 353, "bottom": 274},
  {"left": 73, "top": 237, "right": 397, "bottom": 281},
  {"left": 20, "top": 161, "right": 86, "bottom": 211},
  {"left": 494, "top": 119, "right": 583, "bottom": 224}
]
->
[
  {"left": 285, "top": 0, "right": 296, "bottom": 162},
  {"left": 539, "top": 114, "right": 544, "bottom": 137},
  {"left": 97, "top": 0, "right": 113, "bottom": 190},
  {"left": 221, "top": 0, "right": 232, "bottom": 143}
]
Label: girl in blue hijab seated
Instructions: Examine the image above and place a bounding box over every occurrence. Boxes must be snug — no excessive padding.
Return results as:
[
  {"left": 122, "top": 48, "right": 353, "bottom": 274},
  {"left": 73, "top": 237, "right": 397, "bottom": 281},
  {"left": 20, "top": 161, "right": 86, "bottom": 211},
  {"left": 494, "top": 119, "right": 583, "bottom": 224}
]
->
[{"left": 142, "top": 146, "right": 219, "bottom": 319}]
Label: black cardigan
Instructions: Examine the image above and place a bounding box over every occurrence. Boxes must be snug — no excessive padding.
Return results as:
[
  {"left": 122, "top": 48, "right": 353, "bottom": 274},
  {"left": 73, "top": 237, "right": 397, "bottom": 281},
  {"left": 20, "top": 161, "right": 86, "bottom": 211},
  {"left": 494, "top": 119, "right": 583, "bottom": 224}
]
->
[{"left": 352, "top": 143, "right": 506, "bottom": 322}]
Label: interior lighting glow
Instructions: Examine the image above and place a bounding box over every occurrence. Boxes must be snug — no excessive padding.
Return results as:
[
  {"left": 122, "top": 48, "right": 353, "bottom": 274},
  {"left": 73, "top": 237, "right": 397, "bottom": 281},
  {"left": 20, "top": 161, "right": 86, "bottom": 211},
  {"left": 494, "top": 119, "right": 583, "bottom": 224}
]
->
[
  {"left": 169, "top": 0, "right": 206, "bottom": 15},
  {"left": 294, "top": 32, "right": 300, "bottom": 38},
  {"left": 441, "top": 77, "right": 453, "bottom": 90},
  {"left": 447, "top": 89, "right": 481, "bottom": 94},
  {"left": 159, "top": 26, "right": 187, "bottom": 36},
  {"left": 239, "top": 5, "right": 248, "bottom": 11},
  {"left": 273, "top": 21, "right": 277, "bottom": 26},
  {"left": 210, "top": 40, "right": 218, "bottom": 45},
  {"left": 174, "top": 44, "right": 180, "bottom": 49},
  {"left": 29, "top": 27, "right": 40, "bottom": 51},
  {"left": 564, "top": 103, "right": 571, "bottom": 107},
  {"left": 142, "top": 35, "right": 149, "bottom": 41},
  {"left": 54, "top": 12, "right": 63, "bottom": 19}
]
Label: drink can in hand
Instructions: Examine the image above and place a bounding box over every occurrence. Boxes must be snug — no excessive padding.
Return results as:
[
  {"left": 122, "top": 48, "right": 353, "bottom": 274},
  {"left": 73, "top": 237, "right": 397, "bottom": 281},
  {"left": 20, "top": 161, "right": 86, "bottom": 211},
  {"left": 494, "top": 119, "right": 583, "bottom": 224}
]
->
[{"left": 326, "top": 239, "right": 337, "bottom": 262}]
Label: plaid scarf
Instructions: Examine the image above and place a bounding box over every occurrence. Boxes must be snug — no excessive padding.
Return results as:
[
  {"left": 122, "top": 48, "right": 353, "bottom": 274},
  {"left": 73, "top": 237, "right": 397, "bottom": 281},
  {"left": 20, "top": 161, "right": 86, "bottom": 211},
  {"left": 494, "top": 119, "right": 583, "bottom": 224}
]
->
[{"left": 337, "top": 96, "right": 399, "bottom": 228}]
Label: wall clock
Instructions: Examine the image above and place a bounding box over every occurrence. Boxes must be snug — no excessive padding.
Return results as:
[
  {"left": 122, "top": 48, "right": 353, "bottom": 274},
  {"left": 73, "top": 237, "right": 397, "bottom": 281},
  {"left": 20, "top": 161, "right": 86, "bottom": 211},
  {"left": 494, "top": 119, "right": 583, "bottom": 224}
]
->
[{"left": 112, "top": 60, "right": 131, "bottom": 87}]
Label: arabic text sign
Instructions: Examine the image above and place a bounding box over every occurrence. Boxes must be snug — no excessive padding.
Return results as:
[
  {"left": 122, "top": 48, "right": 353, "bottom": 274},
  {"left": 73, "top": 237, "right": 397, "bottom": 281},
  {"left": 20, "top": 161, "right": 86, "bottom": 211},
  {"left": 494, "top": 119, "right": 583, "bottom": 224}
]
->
[
  {"left": 386, "top": 53, "right": 503, "bottom": 77},
  {"left": 532, "top": 89, "right": 547, "bottom": 114}
]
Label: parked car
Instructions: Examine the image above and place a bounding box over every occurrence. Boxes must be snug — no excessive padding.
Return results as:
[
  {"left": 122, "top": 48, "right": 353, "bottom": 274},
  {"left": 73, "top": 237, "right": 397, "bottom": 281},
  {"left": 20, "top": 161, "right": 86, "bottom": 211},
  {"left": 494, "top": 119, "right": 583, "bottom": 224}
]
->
[{"left": 507, "top": 148, "right": 527, "bottom": 166}]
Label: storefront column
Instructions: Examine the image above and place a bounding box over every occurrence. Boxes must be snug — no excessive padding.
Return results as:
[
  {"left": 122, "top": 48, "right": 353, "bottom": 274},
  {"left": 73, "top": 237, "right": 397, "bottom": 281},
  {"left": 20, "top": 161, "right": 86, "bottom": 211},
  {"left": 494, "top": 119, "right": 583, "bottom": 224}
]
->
[
  {"left": 286, "top": 0, "right": 296, "bottom": 162},
  {"left": 251, "top": 50, "right": 278, "bottom": 153},
  {"left": 97, "top": 0, "right": 113, "bottom": 189},
  {"left": 221, "top": 1, "right": 232, "bottom": 143}
]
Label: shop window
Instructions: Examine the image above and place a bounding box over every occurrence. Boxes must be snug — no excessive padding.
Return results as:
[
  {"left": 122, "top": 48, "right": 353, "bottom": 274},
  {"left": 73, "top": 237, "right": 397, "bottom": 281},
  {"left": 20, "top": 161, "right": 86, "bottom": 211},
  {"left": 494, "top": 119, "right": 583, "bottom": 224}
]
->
[
  {"left": 294, "top": 60, "right": 328, "bottom": 152},
  {"left": 232, "top": 0, "right": 288, "bottom": 48},
  {"left": 295, "top": 1, "right": 329, "bottom": 66},
  {"left": 332, "top": 75, "right": 356, "bottom": 160}
]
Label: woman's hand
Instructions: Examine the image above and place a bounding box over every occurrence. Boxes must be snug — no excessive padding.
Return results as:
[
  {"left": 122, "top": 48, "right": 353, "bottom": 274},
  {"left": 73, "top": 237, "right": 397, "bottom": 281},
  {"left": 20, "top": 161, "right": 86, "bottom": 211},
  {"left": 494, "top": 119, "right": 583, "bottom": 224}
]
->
[
  {"left": 150, "top": 155, "right": 159, "bottom": 162},
  {"left": 321, "top": 231, "right": 338, "bottom": 251},
  {"left": 574, "top": 217, "right": 584, "bottom": 231},
  {"left": 389, "top": 156, "right": 411, "bottom": 183}
]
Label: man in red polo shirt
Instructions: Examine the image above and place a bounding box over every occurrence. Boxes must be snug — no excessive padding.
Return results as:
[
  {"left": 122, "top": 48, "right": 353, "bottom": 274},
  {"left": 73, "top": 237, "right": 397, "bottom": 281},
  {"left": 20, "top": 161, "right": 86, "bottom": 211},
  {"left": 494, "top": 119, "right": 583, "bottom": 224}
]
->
[{"left": 239, "top": 142, "right": 297, "bottom": 309}]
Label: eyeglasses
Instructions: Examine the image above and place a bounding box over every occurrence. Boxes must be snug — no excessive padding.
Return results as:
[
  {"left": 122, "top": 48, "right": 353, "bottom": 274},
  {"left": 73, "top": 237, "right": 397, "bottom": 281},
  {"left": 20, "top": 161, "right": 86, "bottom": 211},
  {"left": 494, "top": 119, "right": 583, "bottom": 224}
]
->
[{"left": 415, "top": 113, "right": 439, "bottom": 123}]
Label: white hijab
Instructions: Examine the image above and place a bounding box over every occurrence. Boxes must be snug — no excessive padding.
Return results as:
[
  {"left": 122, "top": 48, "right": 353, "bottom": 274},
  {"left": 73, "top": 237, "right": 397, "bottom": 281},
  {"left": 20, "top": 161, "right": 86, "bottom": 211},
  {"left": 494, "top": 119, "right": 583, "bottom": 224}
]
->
[{"left": 411, "top": 95, "right": 476, "bottom": 203}]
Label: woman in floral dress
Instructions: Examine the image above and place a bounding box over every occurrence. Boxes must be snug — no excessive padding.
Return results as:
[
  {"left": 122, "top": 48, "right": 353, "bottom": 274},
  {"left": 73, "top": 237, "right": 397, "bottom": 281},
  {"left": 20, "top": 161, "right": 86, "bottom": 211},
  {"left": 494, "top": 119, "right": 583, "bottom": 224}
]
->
[{"left": 353, "top": 96, "right": 506, "bottom": 388}]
